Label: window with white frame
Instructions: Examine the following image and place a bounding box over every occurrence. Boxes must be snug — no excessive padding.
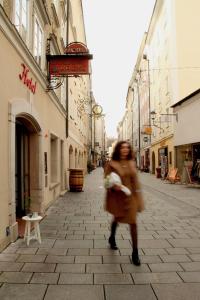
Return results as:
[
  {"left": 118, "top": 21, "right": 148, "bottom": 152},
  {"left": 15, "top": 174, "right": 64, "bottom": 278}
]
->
[
  {"left": 34, "top": 17, "right": 43, "bottom": 66},
  {"left": 14, "top": 0, "right": 28, "bottom": 41}
]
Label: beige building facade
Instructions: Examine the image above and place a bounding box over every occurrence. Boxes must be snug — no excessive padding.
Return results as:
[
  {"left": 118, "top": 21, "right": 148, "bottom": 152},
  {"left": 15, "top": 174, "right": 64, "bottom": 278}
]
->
[
  {"left": 0, "top": 0, "right": 93, "bottom": 250},
  {"left": 119, "top": 0, "right": 200, "bottom": 178}
]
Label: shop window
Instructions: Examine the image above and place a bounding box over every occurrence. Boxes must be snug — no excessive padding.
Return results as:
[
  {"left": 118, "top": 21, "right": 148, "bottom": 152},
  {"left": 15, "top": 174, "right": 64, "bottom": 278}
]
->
[
  {"left": 14, "top": 0, "right": 28, "bottom": 41},
  {"left": 50, "top": 135, "right": 58, "bottom": 183},
  {"left": 34, "top": 17, "right": 43, "bottom": 66}
]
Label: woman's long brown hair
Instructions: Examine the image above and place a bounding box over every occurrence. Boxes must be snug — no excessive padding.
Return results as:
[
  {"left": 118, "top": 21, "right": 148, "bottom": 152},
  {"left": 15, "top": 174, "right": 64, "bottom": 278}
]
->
[{"left": 112, "top": 141, "right": 135, "bottom": 161}]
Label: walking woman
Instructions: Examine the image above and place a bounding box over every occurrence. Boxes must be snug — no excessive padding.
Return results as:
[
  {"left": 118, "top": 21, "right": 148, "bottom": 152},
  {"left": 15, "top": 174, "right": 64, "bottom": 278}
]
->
[{"left": 104, "top": 141, "right": 144, "bottom": 265}]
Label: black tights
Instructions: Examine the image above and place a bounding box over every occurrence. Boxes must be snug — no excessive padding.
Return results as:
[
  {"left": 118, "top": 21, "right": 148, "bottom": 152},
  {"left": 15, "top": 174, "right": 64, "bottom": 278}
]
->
[
  {"left": 129, "top": 223, "right": 138, "bottom": 250},
  {"left": 110, "top": 219, "right": 138, "bottom": 249}
]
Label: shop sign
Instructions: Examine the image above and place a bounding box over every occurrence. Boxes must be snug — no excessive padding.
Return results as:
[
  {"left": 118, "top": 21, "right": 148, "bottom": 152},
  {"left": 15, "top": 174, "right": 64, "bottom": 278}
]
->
[
  {"left": 141, "top": 126, "right": 152, "bottom": 135},
  {"left": 48, "top": 55, "right": 90, "bottom": 76},
  {"left": 64, "top": 42, "right": 89, "bottom": 54},
  {"left": 19, "top": 63, "right": 37, "bottom": 94},
  {"left": 47, "top": 42, "right": 93, "bottom": 77}
]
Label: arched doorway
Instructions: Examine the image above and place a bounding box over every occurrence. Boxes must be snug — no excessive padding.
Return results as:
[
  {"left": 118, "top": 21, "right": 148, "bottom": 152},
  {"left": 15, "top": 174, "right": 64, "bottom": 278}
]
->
[
  {"left": 15, "top": 114, "right": 42, "bottom": 218},
  {"left": 152, "top": 151, "right": 155, "bottom": 174}
]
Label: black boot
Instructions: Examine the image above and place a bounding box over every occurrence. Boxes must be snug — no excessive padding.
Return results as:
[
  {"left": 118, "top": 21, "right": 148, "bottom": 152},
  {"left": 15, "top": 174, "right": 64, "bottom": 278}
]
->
[
  {"left": 132, "top": 249, "right": 141, "bottom": 266},
  {"left": 108, "top": 221, "right": 118, "bottom": 250},
  {"left": 108, "top": 236, "right": 118, "bottom": 250}
]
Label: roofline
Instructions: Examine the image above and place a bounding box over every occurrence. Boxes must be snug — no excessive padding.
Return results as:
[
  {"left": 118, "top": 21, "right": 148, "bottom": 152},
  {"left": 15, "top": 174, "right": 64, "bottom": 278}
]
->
[{"left": 171, "top": 88, "right": 200, "bottom": 108}]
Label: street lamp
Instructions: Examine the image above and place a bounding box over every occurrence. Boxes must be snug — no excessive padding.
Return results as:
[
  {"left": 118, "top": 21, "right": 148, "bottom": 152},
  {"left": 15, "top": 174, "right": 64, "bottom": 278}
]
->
[{"left": 150, "top": 110, "right": 178, "bottom": 129}]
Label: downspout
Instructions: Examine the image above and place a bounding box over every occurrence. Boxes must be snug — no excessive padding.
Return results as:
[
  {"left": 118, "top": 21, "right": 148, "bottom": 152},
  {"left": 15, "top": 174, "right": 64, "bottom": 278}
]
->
[{"left": 66, "top": 0, "right": 70, "bottom": 138}]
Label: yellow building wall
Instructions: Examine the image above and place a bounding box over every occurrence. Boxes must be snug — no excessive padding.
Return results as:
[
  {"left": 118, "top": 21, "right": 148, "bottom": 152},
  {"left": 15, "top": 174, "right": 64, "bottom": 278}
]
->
[{"left": 174, "top": 0, "right": 200, "bottom": 101}]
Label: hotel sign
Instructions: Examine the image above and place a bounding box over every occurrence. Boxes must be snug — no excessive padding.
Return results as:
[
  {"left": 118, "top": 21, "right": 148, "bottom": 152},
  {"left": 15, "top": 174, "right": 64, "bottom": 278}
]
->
[{"left": 19, "top": 63, "right": 37, "bottom": 94}]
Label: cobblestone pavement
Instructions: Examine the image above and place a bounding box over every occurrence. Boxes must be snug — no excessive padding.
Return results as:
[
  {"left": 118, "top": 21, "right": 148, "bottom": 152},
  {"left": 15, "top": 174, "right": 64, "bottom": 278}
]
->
[{"left": 1, "top": 168, "right": 200, "bottom": 299}]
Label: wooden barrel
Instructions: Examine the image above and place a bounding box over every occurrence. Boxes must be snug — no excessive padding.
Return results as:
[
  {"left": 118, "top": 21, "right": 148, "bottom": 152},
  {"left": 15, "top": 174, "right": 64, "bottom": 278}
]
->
[{"left": 69, "top": 169, "right": 84, "bottom": 192}]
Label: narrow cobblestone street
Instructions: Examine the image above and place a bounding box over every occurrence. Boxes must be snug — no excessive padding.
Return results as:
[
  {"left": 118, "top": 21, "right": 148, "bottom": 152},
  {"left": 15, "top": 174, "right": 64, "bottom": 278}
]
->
[{"left": 1, "top": 168, "right": 200, "bottom": 299}]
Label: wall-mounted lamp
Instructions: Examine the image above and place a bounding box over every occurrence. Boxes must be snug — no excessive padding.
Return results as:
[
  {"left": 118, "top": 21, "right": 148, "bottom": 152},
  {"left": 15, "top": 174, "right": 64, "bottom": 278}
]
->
[
  {"left": 150, "top": 110, "right": 164, "bottom": 132},
  {"left": 150, "top": 110, "right": 156, "bottom": 121}
]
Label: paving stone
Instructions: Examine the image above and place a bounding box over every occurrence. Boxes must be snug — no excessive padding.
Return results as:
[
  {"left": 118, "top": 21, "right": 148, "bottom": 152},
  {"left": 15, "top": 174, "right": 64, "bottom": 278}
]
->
[
  {"left": 138, "top": 255, "right": 162, "bottom": 263},
  {"left": 44, "top": 285, "right": 104, "bottom": 300},
  {"left": 152, "top": 283, "right": 200, "bottom": 300},
  {"left": 0, "top": 272, "right": 32, "bottom": 283},
  {"left": 0, "top": 283, "right": 47, "bottom": 300},
  {"left": 168, "top": 239, "right": 200, "bottom": 248},
  {"left": 178, "top": 272, "right": 200, "bottom": 282},
  {"left": 0, "top": 254, "right": 19, "bottom": 262},
  {"left": 55, "top": 263, "right": 85, "bottom": 273},
  {"left": 21, "top": 263, "right": 56, "bottom": 273},
  {"left": 75, "top": 255, "right": 102, "bottom": 263},
  {"left": 54, "top": 239, "right": 93, "bottom": 249},
  {"left": 105, "top": 285, "right": 157, "bottom": 300},
  {"left": 36, "top": 248, "right": 67, "bottom": 255},
  {"left": 160, "top": 254, "right": 191, "bottom": 263},
  {"left": 188, "top": 254, "right": 200, "bottom": 261},
  {"left": 84, "top": 234, "right": 105, "bottom": 240},
  {"left": 139, "top": 239, "right": 172, "bottom": 248},
  {"left": 187, "top": 247, "right": 200, "bottom": 254},
  {"left": 45, "top": 255, "right": 74, "bottom": 263},
  {"left": 103, "top": 255, "right": 131, "bottom": 264},
  {"left": 0, "top": 262, "right": 23, "bottom": 272},
  {"left": 74, "top": 230, "right": 94, "bottom": 235},
  {"left": 142, "top": 248, "right": 168, "bottom": 255},
  {"left": 59, "top": 273, "right": 93, "bottom": 284},
  {"left": 30, "top": 273, "right": 59, "bottom": 284},
  {"left": 16, "top": 239, "right": 55, "bottom": 248},
  {"left": 180, "top": 262, "right": 200, "bottom": 271},
  {"left": 121, "top": 264, "right": 150, "bottom": 273},
  {"left": 95, "top": 273, "right": 133, "bottom": 284},
  {"left": 149, "top": 263, "right": 183, "bottom": 272},
  {"left": 16, "top": 255, "right": 46, "bottom": 263},
  {"left": 138, "top": 234, "right": 155, "bottom": 239},
  {"left": 165, "top": 248, "right": 189, "bottom": 255},
  {"left": 132, "top": 272, "right": 183, "bottom": 284},
  {"left": 66, "top": 234, "right": 84, "bottom": 240},
  {"left": 1, "top": 248, "right": 18, "bottom": 254},
  {"left": 94, "top": 240, "right": 131, "bottom": 249},
  {"left": 16, "top": 248, "right": 38, "bottom": 255},
  {"left": 90, "top": 249, "right": 120, "bottom": 256},
  {"left": 67, "top": 248, "right": 89, "bottom": 256},
  {"left": 86, "top": 263, "right": 121, "bottom": 273},
  {"left": 119, "top": 248, "right": 143, "bottom": 256}
]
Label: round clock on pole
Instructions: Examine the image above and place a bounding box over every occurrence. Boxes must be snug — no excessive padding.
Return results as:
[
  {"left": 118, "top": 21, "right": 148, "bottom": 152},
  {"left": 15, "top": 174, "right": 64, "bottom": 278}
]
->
[{"left": 92, "top": 104, "right": 103, "bottom": 115}]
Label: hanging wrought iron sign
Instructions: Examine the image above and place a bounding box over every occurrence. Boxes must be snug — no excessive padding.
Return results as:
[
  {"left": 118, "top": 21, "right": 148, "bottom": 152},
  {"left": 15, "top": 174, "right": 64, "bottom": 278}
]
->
[{"left": 47, "top": 42, "right": 92, "bottom": 77}]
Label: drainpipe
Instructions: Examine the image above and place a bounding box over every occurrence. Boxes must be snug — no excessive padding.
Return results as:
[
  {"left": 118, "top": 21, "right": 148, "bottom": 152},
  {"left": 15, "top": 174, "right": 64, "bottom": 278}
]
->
[
  {"left": 66, "top": 0, "right": 70, "bottom": 137},
  {"left": 136, "top": 78, "right": 141, "bottom": 169}
]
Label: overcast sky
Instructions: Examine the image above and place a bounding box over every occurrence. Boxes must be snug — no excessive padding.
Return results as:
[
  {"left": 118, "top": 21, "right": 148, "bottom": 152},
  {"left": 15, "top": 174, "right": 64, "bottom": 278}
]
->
[{"left": 83, "top": 0, "right": 156, "bottom": 138}]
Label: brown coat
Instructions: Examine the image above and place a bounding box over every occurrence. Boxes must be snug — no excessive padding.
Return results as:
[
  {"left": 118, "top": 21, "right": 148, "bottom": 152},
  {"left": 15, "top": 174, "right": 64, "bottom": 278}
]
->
[{"left": 104, "top": 160, "right": 144, "bottom": 224}]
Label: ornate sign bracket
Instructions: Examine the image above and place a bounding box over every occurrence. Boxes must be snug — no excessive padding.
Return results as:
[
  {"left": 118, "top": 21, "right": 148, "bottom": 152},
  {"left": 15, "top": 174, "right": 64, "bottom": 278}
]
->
[{"left": 46, "top": 41, "right": 92, "bottom": 92}]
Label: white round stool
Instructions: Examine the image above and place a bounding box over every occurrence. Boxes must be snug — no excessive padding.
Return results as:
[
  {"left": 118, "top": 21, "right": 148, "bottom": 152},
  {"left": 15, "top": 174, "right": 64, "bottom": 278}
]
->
[{"left": 22, "top": 215, "right": 42, "bottom": 246}]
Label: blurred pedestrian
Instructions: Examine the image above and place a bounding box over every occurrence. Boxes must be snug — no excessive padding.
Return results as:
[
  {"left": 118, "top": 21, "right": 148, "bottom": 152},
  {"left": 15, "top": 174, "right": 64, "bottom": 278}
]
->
[{"left": 104, "top": 141, "right": 144, "bottom": 265}]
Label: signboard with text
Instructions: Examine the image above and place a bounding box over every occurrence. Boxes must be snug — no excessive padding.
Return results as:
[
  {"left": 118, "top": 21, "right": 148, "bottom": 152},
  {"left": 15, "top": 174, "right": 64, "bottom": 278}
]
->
[
  {"left": 47, "top": 55, "right": 91, "bottom": 76},
  {"left": 47, "top": 42, "right": 92, "bottom": 77}
]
